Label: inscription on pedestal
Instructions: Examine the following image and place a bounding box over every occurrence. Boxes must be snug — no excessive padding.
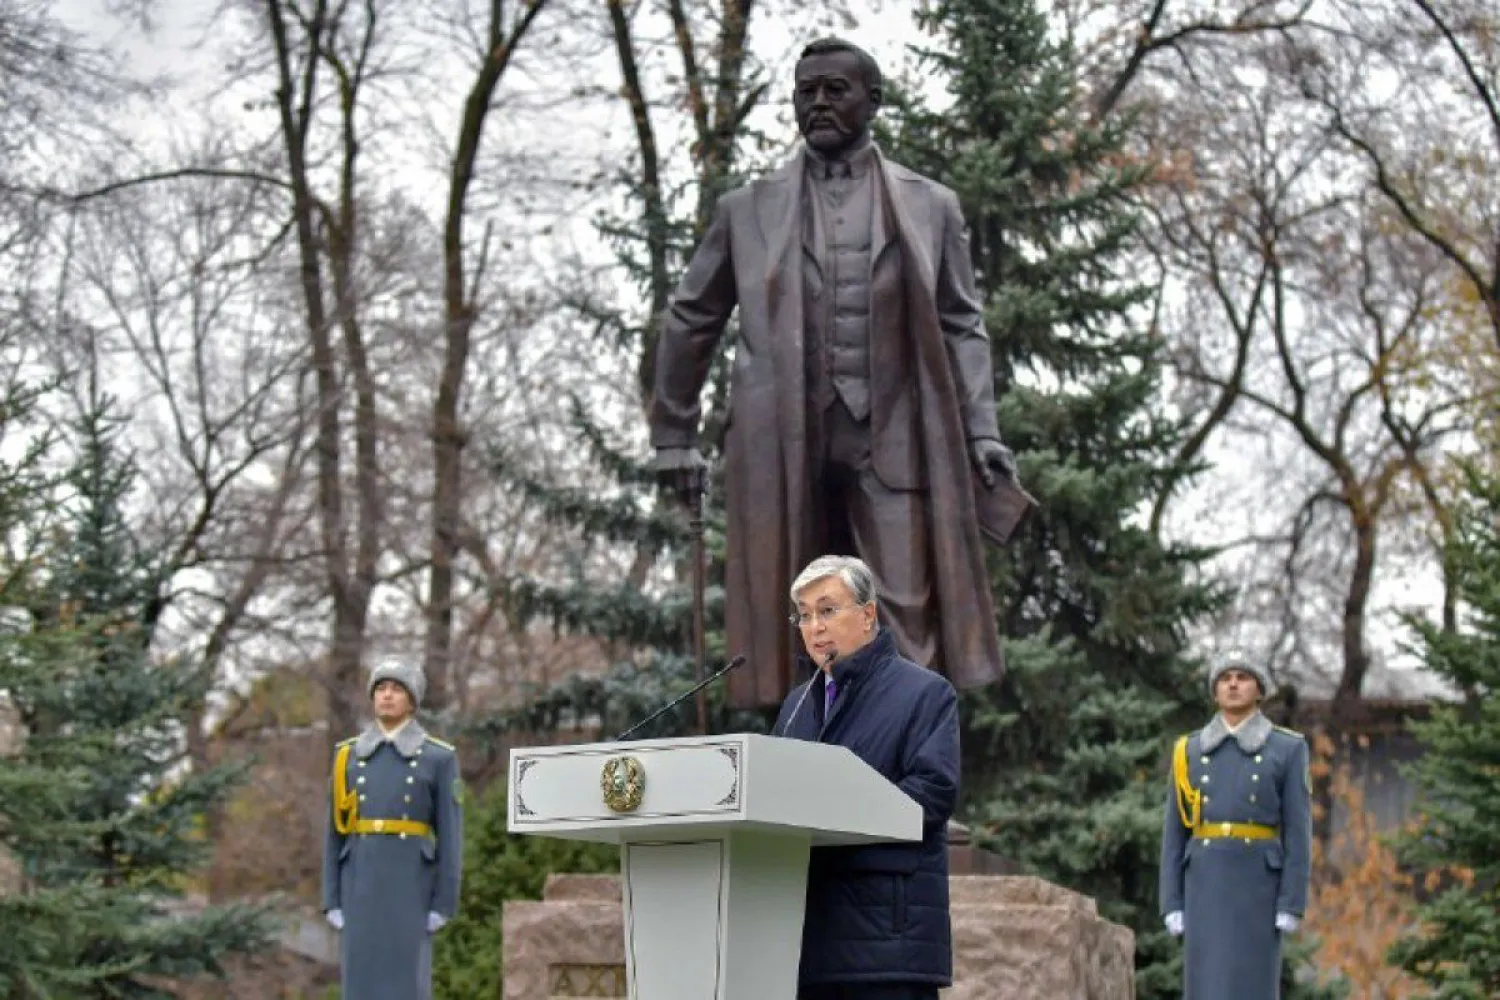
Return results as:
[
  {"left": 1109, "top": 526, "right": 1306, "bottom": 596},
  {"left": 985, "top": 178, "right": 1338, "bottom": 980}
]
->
[{"left": 548, "top": 963, "right": 626, "bottom": 998}]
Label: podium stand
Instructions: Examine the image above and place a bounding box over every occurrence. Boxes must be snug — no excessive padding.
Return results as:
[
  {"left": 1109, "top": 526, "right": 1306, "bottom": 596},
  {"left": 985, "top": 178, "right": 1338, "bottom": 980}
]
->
[{"left": 508, "top": 733, "right": 921, "bottom": 1000}]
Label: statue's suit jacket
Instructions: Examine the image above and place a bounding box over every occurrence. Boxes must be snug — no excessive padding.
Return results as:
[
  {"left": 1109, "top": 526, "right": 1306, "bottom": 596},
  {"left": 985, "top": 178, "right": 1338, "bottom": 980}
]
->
[{"left": 652, "top": 147, "right": 1006, "bottom": 708}]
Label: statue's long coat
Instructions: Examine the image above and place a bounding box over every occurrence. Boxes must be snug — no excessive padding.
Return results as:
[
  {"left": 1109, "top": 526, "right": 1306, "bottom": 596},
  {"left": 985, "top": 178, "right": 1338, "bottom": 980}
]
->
[{"left": 652, "top": 148, "right": 1004, "bottom": 707}]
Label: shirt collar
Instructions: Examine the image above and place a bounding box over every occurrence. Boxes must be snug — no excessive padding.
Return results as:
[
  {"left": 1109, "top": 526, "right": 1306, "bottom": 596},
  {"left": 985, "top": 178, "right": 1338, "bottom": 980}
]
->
[{"left": 803, "top": 134, "right": 878, "bottom": 180}]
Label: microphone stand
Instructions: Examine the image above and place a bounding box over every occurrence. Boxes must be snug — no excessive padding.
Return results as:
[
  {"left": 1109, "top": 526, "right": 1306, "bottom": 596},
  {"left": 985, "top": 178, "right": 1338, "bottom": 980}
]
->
[{"left": 614, "top": 654, "right": 748, "bottom": 742}]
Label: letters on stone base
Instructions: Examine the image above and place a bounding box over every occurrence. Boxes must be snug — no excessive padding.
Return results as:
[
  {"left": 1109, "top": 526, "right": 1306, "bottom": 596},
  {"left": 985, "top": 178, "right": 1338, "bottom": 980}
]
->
[{"left": 502, "top": 873, "right": 1135, "bottom": 1000}]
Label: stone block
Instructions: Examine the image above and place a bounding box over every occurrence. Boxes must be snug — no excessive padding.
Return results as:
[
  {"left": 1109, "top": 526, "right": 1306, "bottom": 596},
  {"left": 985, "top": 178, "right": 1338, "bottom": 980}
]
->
[
  {"left": 502, "top": 873, "right": 1134, "bottom": 1000},
  {"left": 943, "top": 901, "right": 1133, "bottom": 1000},
  {"left": 503, "top": 898, "right": 627, "bottom": 999}
]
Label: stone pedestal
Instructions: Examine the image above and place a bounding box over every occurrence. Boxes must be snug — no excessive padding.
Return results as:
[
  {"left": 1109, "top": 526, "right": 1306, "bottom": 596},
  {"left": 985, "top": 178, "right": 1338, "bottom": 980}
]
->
[
  {"left": 947, "top": 876, "right": 1135, "bottom": 999},
  {"left": 503, "top": 872, "right": 1134, "bottom": 1000},
  {"left": 504, "top": 875, "right": 628, "bottom": 999}
]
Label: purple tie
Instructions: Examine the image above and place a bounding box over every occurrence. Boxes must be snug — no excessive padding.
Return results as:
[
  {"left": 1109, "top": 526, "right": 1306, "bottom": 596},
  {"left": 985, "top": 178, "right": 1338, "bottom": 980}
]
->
[{"left": 824, "top": 677, "right": 838, "bottom": 717}]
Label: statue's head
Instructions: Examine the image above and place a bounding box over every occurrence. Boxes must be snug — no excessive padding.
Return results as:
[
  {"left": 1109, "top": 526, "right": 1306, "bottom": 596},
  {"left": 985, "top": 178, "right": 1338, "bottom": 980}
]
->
[{"left": 794, "top": 38, "right": 882, "bottom": 156}]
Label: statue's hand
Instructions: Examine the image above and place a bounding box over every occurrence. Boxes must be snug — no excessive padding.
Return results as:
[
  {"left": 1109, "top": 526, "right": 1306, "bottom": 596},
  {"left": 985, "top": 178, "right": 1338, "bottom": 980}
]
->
[
  {"left": 655, "top": 447, "right": 709, "bottom": 506},
  {"left": 969, "top": 438, "right": 1019, "bottom": 490}
]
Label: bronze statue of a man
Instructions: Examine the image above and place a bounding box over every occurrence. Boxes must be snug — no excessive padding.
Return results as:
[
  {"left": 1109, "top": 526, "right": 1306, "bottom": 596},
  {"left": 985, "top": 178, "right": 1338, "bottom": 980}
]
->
[{"left": 652, "top": 37, "right": 1029, "bottom": 709}]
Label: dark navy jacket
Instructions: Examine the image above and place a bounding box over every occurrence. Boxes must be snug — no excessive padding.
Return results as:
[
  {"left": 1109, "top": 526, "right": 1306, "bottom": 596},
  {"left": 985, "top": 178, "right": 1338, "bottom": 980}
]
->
[{"left": 772, "top": 628, "right": 960, "bottom": 987}]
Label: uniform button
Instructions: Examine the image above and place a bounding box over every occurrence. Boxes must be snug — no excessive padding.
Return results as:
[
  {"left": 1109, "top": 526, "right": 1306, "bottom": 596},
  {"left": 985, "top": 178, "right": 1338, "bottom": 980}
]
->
[
  {"left": 1203, "top": 795, "right": 1211, "bottom": 804},
  {"left": 1254, "top": 755, "right": 1263, "bottom": 763},
  {"left": 1200, "top": 775, "right": 1210, "bottom": 783},
  {"left": 359, "top": 794, "right": 367, "bottom": 803},
  {"left": 406, "top": 776, "right": 415, "bottom": 785},
  {"left": 358, "top": 760, "right": 367, "bottom": 768},
  {"left": 1252, "top": 774, "right": 1260, "bottom": 782},
  {"left": 404, "top": 795, "right": 411, "bottom": 803},
  {"left": 1250, "top": 794, "right": 1257, "bottom": 803},
  {"left": 1200, "top": 756, "right": 1209, "bottom": 764},
  {"left": 410, "top": 760, "right": 418, "bottom": 768},
  {"left": 356, "top": 776, "right": 365, "bottom": 785}
]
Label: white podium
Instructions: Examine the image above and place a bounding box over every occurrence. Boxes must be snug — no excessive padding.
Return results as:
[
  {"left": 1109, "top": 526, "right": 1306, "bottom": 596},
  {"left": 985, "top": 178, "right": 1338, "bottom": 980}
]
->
[{"left": 508, "top": 733, "right": 921, "bottom": 1000}]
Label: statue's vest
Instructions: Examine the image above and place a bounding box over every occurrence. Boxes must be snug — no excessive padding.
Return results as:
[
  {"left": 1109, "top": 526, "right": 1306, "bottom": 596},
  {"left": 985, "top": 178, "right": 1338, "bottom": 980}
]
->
[{"left": 802, "top": 161, "right": 883, "bottom": 423}]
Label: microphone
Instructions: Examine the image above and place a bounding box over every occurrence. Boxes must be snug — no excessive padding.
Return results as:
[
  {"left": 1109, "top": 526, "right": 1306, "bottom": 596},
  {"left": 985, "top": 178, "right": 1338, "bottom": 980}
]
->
[
  {"left": 775, "top": 650, "right": 835, "bottom": 737},
  {"left": 613, "top": 654, "right": 748, "bottom": 741}
]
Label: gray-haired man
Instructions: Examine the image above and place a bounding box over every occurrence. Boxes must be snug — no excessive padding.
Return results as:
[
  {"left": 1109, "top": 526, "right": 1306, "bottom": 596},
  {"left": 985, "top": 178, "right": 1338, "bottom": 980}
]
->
[
  {"left": 774, "top": 554, "right": 960, "bottom": 1000},
  {"left": 323, "top": 662, "right": 464, "bottom": 1000}
]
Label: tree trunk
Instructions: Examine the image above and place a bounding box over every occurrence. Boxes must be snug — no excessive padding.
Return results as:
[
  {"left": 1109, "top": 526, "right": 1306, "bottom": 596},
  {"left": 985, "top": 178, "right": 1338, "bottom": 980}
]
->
[{"left": 424, "top": 0, "right": 549, "bottom": 711}]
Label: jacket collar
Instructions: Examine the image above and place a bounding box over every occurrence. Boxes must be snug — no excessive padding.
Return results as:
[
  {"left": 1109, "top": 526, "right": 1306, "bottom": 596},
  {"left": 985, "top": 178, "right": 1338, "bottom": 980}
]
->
[
  {"left": 796, "top": 625, "right": 897, "bottom": 688},
  {"left": 1199, "top": 711, "right": 1271, "bottom": 754},
  {"left": 833, "top": 626, "right": 895, "bottom": 684},
  {"left": 353, "top": 718, "right": 427, "bottom": 759}
]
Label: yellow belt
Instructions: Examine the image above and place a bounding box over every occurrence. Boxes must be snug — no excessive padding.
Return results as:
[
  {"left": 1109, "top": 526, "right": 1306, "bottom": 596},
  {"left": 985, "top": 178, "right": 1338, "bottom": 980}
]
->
[
  {"left": 1193, "top": 822, "right": 1277, "bottom": 841},
  {"left": 352, "top": 818, "right": 432, "bottom": 838}
]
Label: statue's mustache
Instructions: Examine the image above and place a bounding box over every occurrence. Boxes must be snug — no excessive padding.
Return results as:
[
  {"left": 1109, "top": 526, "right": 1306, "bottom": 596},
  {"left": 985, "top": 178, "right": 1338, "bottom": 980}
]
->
[{"left": 804, "top": 115, "right": 848, "bottom": 133}]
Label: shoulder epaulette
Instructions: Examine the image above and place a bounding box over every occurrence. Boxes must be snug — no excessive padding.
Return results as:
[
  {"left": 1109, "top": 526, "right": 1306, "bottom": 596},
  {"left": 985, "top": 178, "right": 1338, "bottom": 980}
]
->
[
  {"left": 1273, "top": 725, "right": 1305, "bottom": 739},
  {"left": 424, "top": 735, "right": 455, "bottom": 751}
]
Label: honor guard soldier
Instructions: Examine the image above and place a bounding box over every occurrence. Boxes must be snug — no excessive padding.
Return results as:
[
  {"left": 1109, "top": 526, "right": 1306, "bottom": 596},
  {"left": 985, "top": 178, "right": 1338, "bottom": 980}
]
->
[
  {"left": 322, "top": 662, "right": 463, "bottom": 1000},
  {"left": 1160, "top": 658, "right": 1313, "bottom": 999}
]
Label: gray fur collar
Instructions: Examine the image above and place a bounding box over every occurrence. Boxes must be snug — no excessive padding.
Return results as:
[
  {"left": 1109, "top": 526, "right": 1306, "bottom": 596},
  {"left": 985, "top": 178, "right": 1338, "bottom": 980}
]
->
[
  {"left": 1199, "top": 711, "right": 1272, "bottom": 754},
  {"left": 353, "top": 719, "right": 426, "bottom": 759}
]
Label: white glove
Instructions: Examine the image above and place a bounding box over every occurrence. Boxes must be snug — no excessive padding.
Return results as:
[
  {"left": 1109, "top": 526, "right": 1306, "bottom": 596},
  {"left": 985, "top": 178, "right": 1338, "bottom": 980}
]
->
[
  {"left": 325, "top": 909, "right": 344, "bottom": 930},
  {"left": 1164, "top": 911, "right": 1184, "bottom": 936},
  {"left": 426, "top": 911, "right": 448, "bottom": 934},
  {"left": 1275, "top": 912, "right": 1300, "bottom": 933}
]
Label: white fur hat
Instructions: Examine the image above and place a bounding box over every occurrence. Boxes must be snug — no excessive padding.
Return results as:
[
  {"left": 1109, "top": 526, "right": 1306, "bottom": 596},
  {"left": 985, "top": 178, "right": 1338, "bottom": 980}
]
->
[
  {"left": 1208, "top": 656, "right": 1274, "bottom": 699},
  {"left": 367, "top": 660, "right": 426, "bottom": 708}
]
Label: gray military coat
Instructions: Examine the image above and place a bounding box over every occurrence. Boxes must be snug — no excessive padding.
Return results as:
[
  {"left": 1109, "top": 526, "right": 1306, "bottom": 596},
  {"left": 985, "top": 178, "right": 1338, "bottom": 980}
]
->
[
  {"left": 322, "top": 721, "right": 463, "bottom": 1000},
  {"left": 1159, "top": 712, "right": 1312, "bottom": 999}
]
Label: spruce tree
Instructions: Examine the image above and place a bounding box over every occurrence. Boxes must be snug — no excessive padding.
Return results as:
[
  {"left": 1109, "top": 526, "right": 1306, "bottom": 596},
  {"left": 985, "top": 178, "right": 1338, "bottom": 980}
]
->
[
  {"left": 472, "top": 391, "right": 784, "bottom": 744},
  {"left": 0, "top": 402, "right": 270, "bottom": 998},
  {"left": 879, "top": 2, "right": 1222, "bottom": 995},
  {"left": 1388, "top": 467, "right": 1500, "bottom": 997}
]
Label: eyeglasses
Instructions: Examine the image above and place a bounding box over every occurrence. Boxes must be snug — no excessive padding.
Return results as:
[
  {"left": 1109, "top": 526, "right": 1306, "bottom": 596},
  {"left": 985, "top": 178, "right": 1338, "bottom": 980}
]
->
[{"left": 789, "top": 605, "right": 852, "bottom": 628}]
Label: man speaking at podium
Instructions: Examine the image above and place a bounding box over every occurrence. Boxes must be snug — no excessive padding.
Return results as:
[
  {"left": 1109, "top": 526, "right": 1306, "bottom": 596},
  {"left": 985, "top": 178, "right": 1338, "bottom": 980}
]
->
[{"left": 772, "top": 555, "right": 960, "bottom": 1000}]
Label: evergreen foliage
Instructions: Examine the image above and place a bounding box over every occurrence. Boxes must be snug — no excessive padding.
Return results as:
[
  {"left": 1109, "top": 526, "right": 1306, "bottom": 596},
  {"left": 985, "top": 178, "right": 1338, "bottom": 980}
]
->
[
  {"left": 475, "top": 398, "right": 767, "bottom": 750},
  {"left": 0, "top": 401, "right": 272, "bottom": 999},
  {"left": 879, "top": 1, "right": 1221, "bottom": 994},
  {"left": 1388, "top": 467, "right": 1500, "bottom": 998}
]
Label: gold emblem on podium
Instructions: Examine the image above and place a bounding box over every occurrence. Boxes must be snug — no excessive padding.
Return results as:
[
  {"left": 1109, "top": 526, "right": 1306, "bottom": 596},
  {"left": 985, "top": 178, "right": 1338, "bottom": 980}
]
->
[{"left": 600, "top": 755, "right": 645, "bottom": 813}]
